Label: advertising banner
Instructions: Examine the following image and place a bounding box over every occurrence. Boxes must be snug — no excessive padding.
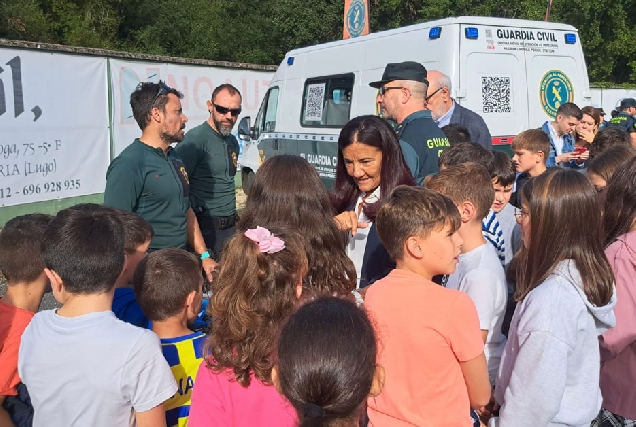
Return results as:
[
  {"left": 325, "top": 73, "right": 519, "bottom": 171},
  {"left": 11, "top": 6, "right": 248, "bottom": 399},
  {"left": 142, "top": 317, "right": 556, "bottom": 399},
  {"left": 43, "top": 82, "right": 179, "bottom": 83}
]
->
[
  {"left": 109, "top": 58, "right": 273, "bottom": 156},
  {"left": 0, "top": 49, "right": 109, "bottom": 207}
]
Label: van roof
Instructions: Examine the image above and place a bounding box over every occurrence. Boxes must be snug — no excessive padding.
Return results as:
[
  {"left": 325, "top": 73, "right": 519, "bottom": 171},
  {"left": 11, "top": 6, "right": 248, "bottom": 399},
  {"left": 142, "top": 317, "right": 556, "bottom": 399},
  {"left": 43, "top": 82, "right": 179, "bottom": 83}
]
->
[{"left": 286, "top": 16, "right": 578, "bottom": 56}]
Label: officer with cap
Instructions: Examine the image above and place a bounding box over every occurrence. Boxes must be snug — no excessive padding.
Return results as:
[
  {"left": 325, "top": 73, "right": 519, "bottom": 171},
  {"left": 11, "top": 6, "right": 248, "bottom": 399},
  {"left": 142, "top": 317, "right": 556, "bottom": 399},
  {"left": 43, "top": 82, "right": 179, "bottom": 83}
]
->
[
  {"left": 370, "top": 61, "right": 450, "bottom": 184},
  {"left": 607, "top": 98, "right": 636, "bottom": 146}
]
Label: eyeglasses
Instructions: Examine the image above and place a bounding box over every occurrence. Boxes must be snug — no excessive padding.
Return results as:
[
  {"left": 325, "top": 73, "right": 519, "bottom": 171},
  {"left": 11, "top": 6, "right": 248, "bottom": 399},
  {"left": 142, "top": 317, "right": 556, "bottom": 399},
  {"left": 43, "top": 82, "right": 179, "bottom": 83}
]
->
[
  {"left": 425, "top": 87, "right": 444, "bottom": 102},
  {"left": 213, "top": 103, "right": 242, "bottom": 117},
  {"left": 379, "top": 86, "right": 404, "bottom": 96},
  {"left": 513, "top": 207, "right": 529, "bottom": 221}
]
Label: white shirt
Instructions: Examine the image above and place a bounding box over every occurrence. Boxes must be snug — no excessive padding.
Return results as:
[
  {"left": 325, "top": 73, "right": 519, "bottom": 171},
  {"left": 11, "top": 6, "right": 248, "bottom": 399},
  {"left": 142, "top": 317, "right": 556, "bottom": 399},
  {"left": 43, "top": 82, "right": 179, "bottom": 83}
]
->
[
  {"left": 435, "top": 100, "right": 456, "bottom": 127},
  {"left": 347, "top": 187, "right": 380, "bottom": 288},
  {"left": 548, "top": 122, "right": 565, "bottom": 155},
  {"left": 18, "top": 310, "right": 177, "bottom": 427},
  {"left": 446, "top": 243, "right": 508, "bottom": 383}
]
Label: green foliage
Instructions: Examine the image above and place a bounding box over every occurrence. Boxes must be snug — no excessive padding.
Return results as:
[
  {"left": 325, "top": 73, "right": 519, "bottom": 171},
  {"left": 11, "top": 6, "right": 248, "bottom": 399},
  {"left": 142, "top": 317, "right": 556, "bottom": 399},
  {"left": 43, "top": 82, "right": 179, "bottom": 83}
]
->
[{"left": 0, "top": 0, "right": 634, "bottom": 83}]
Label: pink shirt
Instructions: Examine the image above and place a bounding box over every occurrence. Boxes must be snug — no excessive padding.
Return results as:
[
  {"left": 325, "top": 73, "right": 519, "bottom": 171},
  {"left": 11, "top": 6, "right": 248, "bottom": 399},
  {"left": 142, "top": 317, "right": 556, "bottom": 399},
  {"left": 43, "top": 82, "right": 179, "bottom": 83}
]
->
[
  {"left": 188, "top": 361, "right": 297, "bottom": 427},
  {"left": 601, "top": 231, "right": 636, "bottom": 420}
]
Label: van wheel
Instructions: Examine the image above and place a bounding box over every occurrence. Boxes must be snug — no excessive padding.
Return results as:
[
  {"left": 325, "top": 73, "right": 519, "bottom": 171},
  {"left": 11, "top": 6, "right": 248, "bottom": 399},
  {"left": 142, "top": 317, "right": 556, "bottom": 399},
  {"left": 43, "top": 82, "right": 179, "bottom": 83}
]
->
[{"left": 242, "top": 169, "right": 255, "bottom": 196}]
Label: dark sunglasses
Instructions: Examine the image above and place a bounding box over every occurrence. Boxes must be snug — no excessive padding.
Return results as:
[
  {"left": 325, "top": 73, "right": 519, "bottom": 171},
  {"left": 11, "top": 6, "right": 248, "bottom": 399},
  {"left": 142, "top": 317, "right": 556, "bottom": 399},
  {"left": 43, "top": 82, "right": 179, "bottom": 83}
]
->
[
  {"left": 425, "top": 87, "right": 444, "bottom": 102},
  {"left": 379, "top": 86, "right": 404, "bottom": 96},
  {"left": 214, "top": 103, "right": 242, "bottom": 117}
]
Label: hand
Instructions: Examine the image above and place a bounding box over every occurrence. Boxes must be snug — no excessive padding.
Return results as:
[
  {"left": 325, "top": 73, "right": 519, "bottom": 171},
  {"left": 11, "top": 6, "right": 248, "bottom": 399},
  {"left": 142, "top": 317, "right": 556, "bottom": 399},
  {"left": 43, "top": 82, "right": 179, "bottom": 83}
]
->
[
  {"left": 555, "top": 152, "right": 577, "bottom": 164},
  {"left": 477, "top": 395, "right": 500, "bottom": 424},
  {"left": 334, "top": 211, "right": 369, "bottom": 236},
  {"left": 577, "top": 149, "right": 590, "bottom": 162},
  {"left": 201, "top": 257, "right": 218, "bottom": 282},
  {"left": 577, "top": 129, "right": 595, "bottom": 143}
]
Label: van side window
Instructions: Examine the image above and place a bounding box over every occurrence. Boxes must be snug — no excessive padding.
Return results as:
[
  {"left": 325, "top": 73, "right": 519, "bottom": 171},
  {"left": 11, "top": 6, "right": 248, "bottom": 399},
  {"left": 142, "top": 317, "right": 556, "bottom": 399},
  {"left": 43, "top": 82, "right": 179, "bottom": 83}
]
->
[
  {"left": 254, "top": 87, "right": 279, "bottom": 139},
  {"left": 301, "top": 74, "right": 354, "bottom": 127}
]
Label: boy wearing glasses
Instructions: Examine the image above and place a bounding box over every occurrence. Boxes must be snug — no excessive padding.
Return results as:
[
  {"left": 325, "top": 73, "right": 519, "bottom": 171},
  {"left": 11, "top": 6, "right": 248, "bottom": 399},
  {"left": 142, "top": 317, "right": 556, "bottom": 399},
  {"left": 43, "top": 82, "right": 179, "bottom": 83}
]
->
[
  {"left": 370, "top": 61, "right": 449, "bottom": 184},
  {"left": 175, "top": 84, "right": 242, "bottom": 259}
]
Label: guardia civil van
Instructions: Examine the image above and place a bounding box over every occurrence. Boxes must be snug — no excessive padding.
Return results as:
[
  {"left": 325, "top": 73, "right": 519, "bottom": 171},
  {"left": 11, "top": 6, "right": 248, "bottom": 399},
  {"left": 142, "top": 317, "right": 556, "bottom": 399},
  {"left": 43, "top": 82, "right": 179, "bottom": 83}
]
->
[{"left": 237, "top": 16, "right": 591, "bottom": 190}]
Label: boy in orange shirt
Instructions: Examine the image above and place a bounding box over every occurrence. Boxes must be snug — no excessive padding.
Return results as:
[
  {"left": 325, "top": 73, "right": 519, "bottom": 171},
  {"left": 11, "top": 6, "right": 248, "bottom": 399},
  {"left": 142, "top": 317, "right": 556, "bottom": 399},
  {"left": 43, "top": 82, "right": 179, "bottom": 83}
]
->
[
  {"left": 365, "top": 186, "right": 491, "bottom": 427},
  {"left": 0, "top": 214, "right": 53, "bottom": 426}
]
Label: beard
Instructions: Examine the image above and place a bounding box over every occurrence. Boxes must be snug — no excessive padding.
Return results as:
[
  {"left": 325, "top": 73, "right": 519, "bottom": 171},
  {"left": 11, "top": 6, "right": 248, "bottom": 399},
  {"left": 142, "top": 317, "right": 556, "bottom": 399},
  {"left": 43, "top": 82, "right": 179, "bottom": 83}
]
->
[
  {"left": 160, "top": 126, "right": 185, "bottom": 144},
  {"left": 214, "top": 116, "right": 234, "bottom": 137}
]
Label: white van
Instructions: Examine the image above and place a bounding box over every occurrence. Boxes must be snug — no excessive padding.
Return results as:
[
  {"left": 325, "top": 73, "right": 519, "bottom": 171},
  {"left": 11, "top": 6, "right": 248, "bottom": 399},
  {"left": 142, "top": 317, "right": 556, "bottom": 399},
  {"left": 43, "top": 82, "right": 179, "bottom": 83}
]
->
[{"left": 237, "top": 16, "right": 591, "bottom": 189}]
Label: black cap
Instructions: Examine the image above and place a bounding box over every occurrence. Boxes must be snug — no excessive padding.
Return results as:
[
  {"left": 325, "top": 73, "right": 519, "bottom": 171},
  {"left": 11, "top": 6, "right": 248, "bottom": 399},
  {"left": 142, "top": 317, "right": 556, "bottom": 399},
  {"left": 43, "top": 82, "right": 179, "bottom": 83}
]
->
[
  {"left": 369, "top": 61, "right": 429, "bottom": 89},
  {"left": 619, "top": 98, "right": 636, "bottom": 109},
  {"left": 598, "top": 107, "right": 606, "bottom": 116}
]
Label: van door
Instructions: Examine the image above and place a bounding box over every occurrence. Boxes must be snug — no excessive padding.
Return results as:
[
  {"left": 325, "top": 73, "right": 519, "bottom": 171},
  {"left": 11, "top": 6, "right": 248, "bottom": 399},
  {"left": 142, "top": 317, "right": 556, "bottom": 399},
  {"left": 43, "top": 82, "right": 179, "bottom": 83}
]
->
[
  {"left": 458, "top": 24, "right": 528, "bottom": 145},
  {"left": 524, "top": 29, "right": 590, "bottom": 127},
  {"left": 240, "top": 86, "right": 279, "bottom": 174}
]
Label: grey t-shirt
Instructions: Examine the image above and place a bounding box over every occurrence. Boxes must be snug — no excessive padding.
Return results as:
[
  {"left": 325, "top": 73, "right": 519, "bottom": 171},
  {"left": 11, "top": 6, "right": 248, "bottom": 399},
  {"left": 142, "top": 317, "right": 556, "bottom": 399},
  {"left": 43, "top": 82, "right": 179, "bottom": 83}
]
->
[
  {"left": 18, "top": 310, "right": 177, "bottom": 427},
  {"left": 446, "top": 243, "right": 508, "bottom": 383}
]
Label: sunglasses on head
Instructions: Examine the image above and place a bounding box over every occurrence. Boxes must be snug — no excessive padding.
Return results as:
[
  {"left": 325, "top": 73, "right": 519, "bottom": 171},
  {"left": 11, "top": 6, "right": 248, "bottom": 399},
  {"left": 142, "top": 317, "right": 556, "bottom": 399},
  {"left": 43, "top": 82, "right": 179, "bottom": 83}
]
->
[
  {"left": 214, "top": 103, "right": 242, "bottom": 117},
  {"left": 135, "top": 81, "right": 173, "bottom": 108}
]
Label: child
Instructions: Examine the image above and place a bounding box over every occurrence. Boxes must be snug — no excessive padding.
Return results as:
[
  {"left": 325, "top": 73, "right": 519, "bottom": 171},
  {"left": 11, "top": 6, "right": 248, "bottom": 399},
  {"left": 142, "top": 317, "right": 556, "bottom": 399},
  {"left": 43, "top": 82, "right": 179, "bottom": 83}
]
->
[
  {"left": 134, "top": 248, "right": 205, "bottom": 427},
  {"left": 365, "top": 185, "right": 491, "bottom": 426},
  {"left": 0, "top": 214, "right": 53, "bottom": 427},
  {"left": 438, "top": 143, "right": 506, "bottom": 265},
  {"left": 188, "top": 226, "right": 308, "bottom": 427},
  {"left": 594, "top": 157, "right": 636, "bottom": 426},
  {"left": 427, "top": 163, "right": 508, "bottom": 385},
  {"left": 273, "top": 296, "right": 385, "bottom": 427},
  {"left": 18, "top": 207, "right": 177, "bottom": 427},
  {"left": 510, "top": 129, "right": 550, "bottom": 208},
  {"left": 491, "top": 151, "right": 519, "bottom": 266},
  {"left": 494, "top": 168, "right": 616, "bottom": 426},
  {"left": 112, "top": 208, "right": 153, "bottom": 328},
  {"left": 67, "top": 203, "right": 154, "bottom": 329},
  {"left": 587, "top": 145, "right": 636, "bottom": 207}
]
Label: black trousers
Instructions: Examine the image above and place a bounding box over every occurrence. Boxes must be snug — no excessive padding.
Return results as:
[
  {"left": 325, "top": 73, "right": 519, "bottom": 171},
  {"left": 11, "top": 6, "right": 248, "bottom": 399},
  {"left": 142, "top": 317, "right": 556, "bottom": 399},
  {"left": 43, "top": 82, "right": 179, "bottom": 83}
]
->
[{"left": 196, "top": 212, "right": 238, "bottom": 259}]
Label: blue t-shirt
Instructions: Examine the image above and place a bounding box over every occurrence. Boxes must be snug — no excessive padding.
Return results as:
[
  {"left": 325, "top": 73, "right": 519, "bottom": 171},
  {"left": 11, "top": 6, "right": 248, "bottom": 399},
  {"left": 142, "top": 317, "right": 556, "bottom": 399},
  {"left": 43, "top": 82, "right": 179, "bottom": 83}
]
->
[{"left": 112, "top": 288, "right": 149, "bottom": 328}]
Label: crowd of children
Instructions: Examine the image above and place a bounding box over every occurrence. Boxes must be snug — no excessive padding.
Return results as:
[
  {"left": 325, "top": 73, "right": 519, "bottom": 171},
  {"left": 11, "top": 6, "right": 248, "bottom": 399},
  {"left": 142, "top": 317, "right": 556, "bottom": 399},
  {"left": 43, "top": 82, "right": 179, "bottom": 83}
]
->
[{"left": 1, "top": 105, "right": 636, "bottom": 427}]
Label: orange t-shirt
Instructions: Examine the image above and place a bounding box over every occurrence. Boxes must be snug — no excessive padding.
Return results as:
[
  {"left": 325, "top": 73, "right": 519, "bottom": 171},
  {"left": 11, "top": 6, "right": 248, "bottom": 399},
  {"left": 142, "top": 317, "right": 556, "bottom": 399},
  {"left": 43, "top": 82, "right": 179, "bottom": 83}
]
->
[
  {"left": 365, "top": 269, "right": 484, "bottom": 427},
  {"left": 0, "top": 298, "right": 34, "bottom": 396}
]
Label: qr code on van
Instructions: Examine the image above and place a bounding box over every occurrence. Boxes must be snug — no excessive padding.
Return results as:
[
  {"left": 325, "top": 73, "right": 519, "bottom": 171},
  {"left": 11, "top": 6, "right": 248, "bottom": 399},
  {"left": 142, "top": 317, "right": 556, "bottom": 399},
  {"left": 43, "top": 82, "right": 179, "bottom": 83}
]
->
[
  {"left": 304, "top": 83, "right": 326, "bottom": 121},
  {"left": 481, "top": 76, "right": 512, "bottom": 113}
]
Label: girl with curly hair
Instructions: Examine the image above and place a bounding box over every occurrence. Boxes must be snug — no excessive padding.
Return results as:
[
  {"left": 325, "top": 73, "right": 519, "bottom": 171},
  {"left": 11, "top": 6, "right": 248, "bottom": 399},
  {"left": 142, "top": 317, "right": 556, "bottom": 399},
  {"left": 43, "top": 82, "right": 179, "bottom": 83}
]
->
[{"left": 188, "top": 225, "right": 308, "bottom": 427}]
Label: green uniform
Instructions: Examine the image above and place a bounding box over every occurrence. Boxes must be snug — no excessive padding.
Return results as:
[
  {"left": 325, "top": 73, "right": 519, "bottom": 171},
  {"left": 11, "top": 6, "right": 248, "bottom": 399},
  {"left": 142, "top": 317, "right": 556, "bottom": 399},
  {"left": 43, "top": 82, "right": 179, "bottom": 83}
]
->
[
  {"left": 104, "top": 139, "right": 191, "bottom": 250},
  {"left": 607, "top": 112, "right": 636, "bottom": 134},
  {"left": 175, "top": 122, "right": 238, "bottom": 217}
]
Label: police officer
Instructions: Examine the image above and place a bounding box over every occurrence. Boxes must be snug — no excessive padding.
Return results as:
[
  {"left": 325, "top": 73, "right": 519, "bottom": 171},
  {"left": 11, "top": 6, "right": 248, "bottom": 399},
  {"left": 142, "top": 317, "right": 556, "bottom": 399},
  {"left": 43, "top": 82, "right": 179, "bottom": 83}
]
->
[
  {"left": 607, "top": 98, "right": 636, "bottom": 147},
  {"left": 175, "top": 84, "right": 241, "bottom": 259},
  {"left": 104, "top": 81, "right": 216, "bottom": 281},
  {"left": 371, "top": 61, "right": 450, "bottom": 184}
]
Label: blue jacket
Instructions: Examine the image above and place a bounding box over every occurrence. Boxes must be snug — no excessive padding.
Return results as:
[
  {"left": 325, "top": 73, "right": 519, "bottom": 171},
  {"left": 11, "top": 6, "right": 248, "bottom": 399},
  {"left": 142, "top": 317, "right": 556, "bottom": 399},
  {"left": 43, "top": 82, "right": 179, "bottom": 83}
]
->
[
  {"left": 541, "top": 121, "right": 580, "bottom": 168},
  {"left": 449, "top": 103, "right": 493, "bottom": 150},
  {"left": 359, "top": 222, "right": 394, "bottom": 288}
]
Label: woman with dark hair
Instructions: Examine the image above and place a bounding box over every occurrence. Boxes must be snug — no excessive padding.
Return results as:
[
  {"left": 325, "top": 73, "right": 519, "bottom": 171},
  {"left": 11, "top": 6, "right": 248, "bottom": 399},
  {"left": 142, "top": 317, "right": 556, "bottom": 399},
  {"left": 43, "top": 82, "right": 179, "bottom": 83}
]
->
[
  {"left": 331, "top": 115, "right": 416, "bottom": 288},
  {"left": 239, "top": 155, "right": 356, "bottom": 296},
  {"left": 273, "top": 297, "right": 384, "bottom": 427},
  {"left": 594, "top": 157, "right": 636, "bottom": 427}
]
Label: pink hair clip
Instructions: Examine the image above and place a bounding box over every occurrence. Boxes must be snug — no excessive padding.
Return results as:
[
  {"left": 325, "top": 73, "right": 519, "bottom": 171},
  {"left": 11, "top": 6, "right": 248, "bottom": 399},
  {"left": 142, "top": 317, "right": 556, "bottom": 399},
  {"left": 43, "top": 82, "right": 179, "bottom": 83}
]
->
[{"left": 244, "top": 226, "right": 285, "bottom": 254}]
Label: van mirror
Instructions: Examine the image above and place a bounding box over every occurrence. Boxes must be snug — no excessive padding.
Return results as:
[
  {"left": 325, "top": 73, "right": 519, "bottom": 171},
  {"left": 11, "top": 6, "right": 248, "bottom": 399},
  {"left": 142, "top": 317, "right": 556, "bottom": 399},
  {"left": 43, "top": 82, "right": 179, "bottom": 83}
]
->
[{"left": 238, "top": 116, "right": 252, "bottom": 141}]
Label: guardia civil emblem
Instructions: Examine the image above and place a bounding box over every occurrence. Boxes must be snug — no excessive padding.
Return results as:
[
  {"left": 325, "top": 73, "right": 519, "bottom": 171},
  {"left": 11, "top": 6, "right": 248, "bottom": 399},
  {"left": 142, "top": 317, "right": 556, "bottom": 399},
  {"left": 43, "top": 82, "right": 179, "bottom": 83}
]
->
[{"left": 539, "top": 70, "right": 574, "bottom": 119}]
